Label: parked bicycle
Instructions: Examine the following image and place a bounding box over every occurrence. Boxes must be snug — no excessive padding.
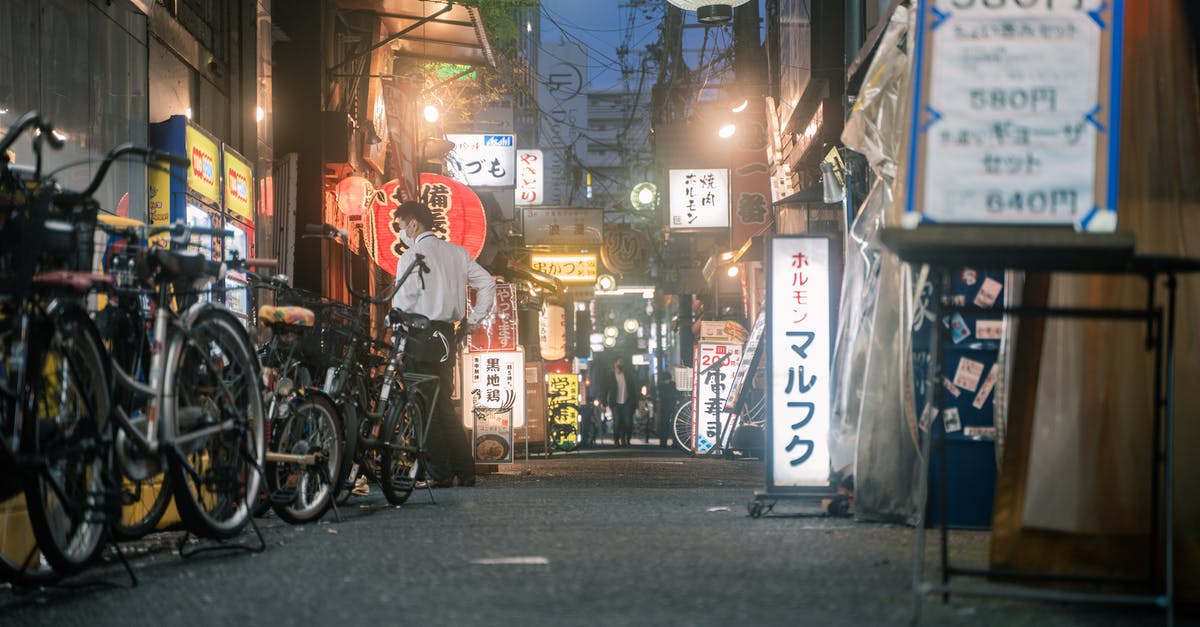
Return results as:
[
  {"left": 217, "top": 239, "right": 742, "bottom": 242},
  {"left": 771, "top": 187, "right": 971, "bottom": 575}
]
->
[
  {"left": 302, "top": 224, "right": 440, "bottom": 507},
  {"left": 250, "top": 269, "right": 345, "bottom": 524}
]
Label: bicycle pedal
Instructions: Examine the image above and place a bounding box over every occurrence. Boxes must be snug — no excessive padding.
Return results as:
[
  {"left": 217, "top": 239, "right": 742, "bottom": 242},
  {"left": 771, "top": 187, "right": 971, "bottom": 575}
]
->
[{"left": 269, "top": 487, "right": 298, "bottom": 505}]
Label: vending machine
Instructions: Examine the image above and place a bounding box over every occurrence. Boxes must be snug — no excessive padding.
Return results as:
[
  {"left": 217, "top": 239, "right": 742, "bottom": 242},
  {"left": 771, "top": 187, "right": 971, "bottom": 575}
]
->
[
  {"left": 149, "top": 115, "right": 225, "bottom": 267},
  {"left": 221, "top": 144, "right": 255, "bottom": 322}
]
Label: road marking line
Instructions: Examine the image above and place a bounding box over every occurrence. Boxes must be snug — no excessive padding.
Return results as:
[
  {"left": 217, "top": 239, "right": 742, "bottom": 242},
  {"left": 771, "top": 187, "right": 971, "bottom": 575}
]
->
[{"left": 472, "top": 556, "right": 550, "bottom": 565}]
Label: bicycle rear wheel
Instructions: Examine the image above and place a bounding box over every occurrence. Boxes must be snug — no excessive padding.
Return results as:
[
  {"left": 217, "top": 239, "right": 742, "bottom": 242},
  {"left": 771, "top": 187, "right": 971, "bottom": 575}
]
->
[
  {"left": 672, "top": 400, "right": 694, "bottom": 454},
  {"left": 379, "top": 393, "right": 422, "bottom": 505},
  {"left": 0, "top": 314, "right": 59, "bottom": 585},
  {"left": 167, "top": 309, "right": 264, "bottom": 539},
  {"left": 266, "top": 391, "right": 342, "bottom": 524},
  {"left": 21, "top": 303, "right": 114, "bottom": 577},
  {"left": 113, "top": 473, "right": 173, "bottom": 540}
]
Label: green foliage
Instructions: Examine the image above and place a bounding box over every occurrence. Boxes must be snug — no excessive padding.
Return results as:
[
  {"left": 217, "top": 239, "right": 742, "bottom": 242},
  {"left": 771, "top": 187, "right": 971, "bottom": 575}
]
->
[{"left": 456, "top": 0, "right": 539, "bottom": 45}]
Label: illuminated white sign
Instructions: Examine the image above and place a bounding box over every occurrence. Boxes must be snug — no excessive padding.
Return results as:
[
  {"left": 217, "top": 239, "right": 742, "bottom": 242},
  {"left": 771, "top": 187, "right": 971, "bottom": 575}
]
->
[
  {"left": 446, "top": 133, "right": 516, "bottom": 188},
  {"left": 767, "top": 236, "right": 832, "bottom": 488},
  {"left": 668, "top": 168, "right": 729, "bottom": 230},
  {"left": 515, "top": 149, "right": 543, "bottom": 206}
]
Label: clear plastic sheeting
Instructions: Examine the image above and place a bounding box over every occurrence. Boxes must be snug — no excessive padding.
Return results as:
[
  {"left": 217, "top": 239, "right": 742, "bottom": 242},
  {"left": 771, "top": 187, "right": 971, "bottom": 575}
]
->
[{"left": 833, "top": 4, "right": 922, "bottom": 523}]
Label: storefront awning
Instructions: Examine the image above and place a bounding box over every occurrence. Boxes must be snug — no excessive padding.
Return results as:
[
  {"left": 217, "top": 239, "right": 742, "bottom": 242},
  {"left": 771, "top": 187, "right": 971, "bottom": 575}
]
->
[{"left": 337, "top": 0, "right": 494, "bottom": 67}]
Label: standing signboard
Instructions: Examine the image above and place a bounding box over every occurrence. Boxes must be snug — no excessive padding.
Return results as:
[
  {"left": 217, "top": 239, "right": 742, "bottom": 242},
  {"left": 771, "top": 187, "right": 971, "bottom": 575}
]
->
[
  {"left": 766, "top": 235, "right": 837, "bottom": 490},
  {"left": 462, "top": 349, "right": 525, "bottom": 463},
  {"left": 904, "top": 0, "right": 1125, "bottom": 231},
  {"left": 691, "top": 342, "right": 743, "bottom": 454},
  {"left": 725, "top": 311, "right": 766, "bottom": 412},
  {"left": 547, "top": 373, "right": 580, "bottom": 451}
]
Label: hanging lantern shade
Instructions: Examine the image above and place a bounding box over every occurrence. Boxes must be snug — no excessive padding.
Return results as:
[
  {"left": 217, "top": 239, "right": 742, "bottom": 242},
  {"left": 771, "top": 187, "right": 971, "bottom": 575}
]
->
[
  {"left": 665, "top": 0, "right": 751, "bottom": 23},
  {"left": 336, "top": 176, "right": 373, "bottom": 216}
]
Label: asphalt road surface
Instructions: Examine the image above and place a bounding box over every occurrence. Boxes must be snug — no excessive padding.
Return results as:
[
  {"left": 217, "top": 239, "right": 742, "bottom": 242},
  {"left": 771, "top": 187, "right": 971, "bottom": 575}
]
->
[{"left": 0, "top": 444, "right": 1187, "bottom": 626}]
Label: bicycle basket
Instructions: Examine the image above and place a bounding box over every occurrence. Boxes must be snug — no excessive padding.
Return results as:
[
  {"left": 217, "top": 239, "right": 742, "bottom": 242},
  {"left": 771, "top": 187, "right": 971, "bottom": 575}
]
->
[{"left": 299, "top": 300, "right": 368, "bottom": 371}]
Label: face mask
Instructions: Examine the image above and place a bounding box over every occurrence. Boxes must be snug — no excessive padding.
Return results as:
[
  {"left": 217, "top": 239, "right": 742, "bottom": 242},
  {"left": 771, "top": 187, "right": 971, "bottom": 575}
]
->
[{"left": 399, "top": 229, "right": 413, "bottom": 248}]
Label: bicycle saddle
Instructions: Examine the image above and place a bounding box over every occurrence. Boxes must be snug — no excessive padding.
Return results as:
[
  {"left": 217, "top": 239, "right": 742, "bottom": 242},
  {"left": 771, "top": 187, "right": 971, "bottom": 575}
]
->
[
  {"left": 258, "top": 304, "right": 315, "bottom": 328},
  {"left": 385, "top": 308, "right": 431, "bottom": 331}
]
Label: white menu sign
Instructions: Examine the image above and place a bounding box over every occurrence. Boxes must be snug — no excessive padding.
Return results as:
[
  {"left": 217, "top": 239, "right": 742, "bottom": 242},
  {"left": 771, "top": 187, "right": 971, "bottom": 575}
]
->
[
  {"left": 668, "top": 168, "right": 730, "bottom": 230},
  {"left": 767, "top": 236, "right": 833, "bottom": 488},
  {"left": 906, "top": 0, "right": 1124, "bottom": 231}
]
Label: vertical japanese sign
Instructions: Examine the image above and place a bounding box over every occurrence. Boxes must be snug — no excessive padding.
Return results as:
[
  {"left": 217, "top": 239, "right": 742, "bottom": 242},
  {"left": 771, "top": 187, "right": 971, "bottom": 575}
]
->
[
  {"left": 546, "top": 373, "right": 580, "bottom": 451},
  {"left": 906, "top": 0, "right": 1125, "bottom": 231},
  {"left": 445, "top": 133, "right": 516, "bottom": 188},
  {"left": 467, "top": 283, "right": 517, "bottom": 352},
  {"left": 463, "top": 350, "right": 526, "bottom": 463},
  {"left": 515, "top": 149, "right": 543, "bottom": 206},
  {"left": 668, "top": 168, "right": 730, "bottom": 230},
  {"left": 767, "top": 236, "right": 834, "bottom": 489},
  {"left": 691, "top": 343, "right": 743, "bottom": 454}
]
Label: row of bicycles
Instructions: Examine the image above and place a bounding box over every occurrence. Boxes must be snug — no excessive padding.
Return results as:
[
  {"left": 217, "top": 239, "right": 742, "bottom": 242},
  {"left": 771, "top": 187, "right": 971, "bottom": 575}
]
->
[{"left": 0, "top": 111, "right": 439, "bottom": 588}]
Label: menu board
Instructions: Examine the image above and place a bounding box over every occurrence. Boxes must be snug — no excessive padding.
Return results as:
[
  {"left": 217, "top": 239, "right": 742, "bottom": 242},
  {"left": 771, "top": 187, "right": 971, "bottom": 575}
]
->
[{"left": 905, "top": 0, "right": 1125, "bottom": 231}]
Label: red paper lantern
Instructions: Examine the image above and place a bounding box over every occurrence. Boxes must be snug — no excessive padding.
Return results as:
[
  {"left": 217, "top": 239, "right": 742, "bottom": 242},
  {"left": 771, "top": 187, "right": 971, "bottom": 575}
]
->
[
  {"left": 336, "top": 176, "right": 373, "bottom": 217},
  {"left": 371, "top": 179, "right": 404, "bottom": 274},
  {"left": 417, "top": 173, "right": 487, "bottom": 260}
]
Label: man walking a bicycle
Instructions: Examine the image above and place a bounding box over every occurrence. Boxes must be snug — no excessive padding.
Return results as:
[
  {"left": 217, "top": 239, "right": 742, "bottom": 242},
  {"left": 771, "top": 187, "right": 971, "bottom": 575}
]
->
[{"left": 392, "top": 201, "right": 496, "bottom": 487}]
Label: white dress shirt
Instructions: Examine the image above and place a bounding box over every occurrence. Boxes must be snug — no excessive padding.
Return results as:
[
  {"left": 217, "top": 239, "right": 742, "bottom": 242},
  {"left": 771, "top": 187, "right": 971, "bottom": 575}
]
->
[{"left": 391, "top": 231, "right": 496, "bottom": 325}]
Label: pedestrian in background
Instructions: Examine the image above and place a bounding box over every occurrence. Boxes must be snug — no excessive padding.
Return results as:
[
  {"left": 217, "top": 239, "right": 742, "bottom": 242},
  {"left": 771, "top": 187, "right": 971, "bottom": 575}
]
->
[
  {"left": 603, "top": 356, "right": 638, "bottom": 447},
  {"left": 392, "top": 201, "right": 495, "bottom": 488}
]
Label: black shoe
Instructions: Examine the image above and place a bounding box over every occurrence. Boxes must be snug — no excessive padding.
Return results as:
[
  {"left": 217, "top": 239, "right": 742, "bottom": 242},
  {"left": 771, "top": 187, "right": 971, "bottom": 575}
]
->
[{"left": 455, "top": 475, "right": 476, "bottom": 487}]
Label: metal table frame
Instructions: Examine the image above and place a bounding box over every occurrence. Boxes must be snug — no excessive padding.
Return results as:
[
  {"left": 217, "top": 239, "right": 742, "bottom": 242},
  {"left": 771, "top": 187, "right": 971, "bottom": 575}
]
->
[{"left": 881, "top": 225, "right": 1200, "bottom": 626}]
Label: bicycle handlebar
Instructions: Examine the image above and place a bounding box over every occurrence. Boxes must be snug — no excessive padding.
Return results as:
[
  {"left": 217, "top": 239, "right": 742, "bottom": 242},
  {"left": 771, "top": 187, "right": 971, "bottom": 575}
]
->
[
  {"left": 0, "top": 111, "right": 62, "bottom": 156},
  {"left": 58, "top": 143, "right": 188, "bottom": 203},
  {"left": 301, "top": 222, "right": 408, "bottom": 305},
  {"left": 98, "top": 220, "right": 232, "bottom": 242}
]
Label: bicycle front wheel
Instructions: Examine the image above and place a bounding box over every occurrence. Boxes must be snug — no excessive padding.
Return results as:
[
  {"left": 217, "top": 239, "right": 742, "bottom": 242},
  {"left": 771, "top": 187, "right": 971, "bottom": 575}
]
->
[
  {"left": 166, "top": 309, "right": 264, "bottom": 539},
  {"left": 672, "top": 400, "right": 694, "bottom": 454},
  {"left": 21, "top": 303, "right": 114, "bottom": 577},
  {"left": 267, "top": 391, "right": 342, "bottom": 524},
  {"left": 379, "top": 393, "right": 423, "bottom": 505}
]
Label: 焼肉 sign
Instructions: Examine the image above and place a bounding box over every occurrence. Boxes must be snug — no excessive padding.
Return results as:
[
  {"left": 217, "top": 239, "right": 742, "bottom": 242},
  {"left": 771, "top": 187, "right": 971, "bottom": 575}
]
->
[{"left": 668, "top": 168, "right": 730, "bottom": 230}]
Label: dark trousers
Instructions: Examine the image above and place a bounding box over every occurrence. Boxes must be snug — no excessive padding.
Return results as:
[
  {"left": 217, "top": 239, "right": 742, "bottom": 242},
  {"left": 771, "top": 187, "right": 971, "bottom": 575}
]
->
[
  {"left": 611, "top": 403, "right": 634, "bottom": 446},
  {"left": 417, "top": 324, "right": 473, "bottom": 482}
]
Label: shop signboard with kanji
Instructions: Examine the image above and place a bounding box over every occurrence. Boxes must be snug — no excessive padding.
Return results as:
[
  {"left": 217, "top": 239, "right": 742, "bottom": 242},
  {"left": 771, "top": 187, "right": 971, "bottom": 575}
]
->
[
  {"left": 905, "top": 0, "right": 1125, "bottom": 230},
  {"left": 521, "top": 207, "right": 603, "bottom": 246},
  {"left": 515, "top": 149, "right": 543, "bottom": 206},
  {"left": 547, "top": 373, "right": 580, "bottom": 451},
  {"left": 467, "top": 282, "right": 517, "bottom": 353},
  {"left": 530, "top": 253, "right": 598, "bottom": 283},
  {"left": 446, "top": 133, "right": 516, "bottom": 188},
  {"left": 668, "top": 168, "right": 729, "bottom": 230},
  {"left": 691, "top": 342, "right": 743, "bottom": 454},
  {"left": 766, "top": 235, "right": 835, "bottom": 489},
  {"left": 462, "top": 350, "right": 526, "bottom": 464}
]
